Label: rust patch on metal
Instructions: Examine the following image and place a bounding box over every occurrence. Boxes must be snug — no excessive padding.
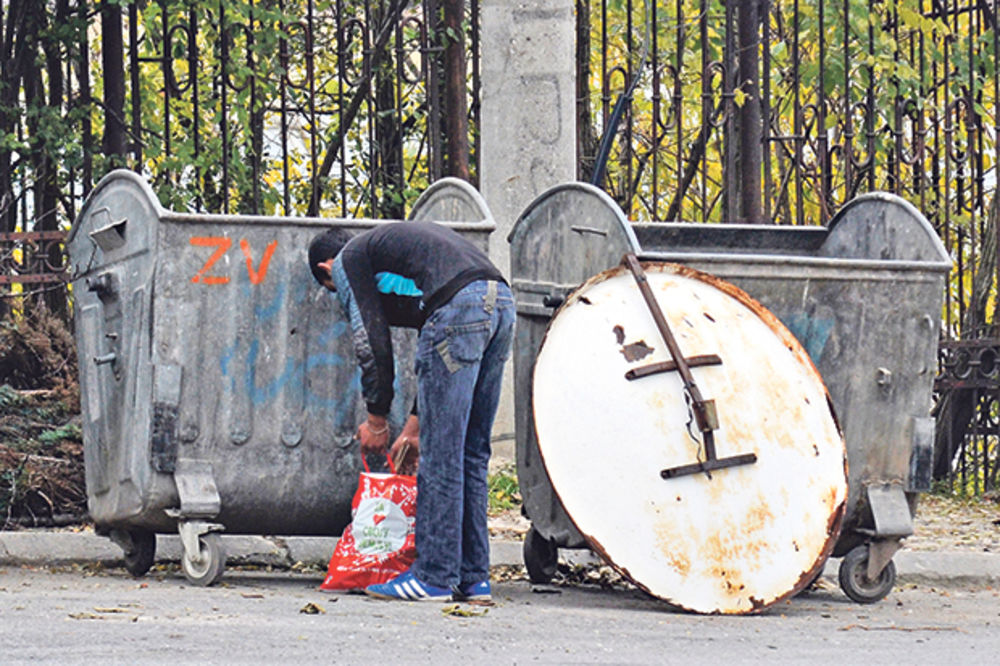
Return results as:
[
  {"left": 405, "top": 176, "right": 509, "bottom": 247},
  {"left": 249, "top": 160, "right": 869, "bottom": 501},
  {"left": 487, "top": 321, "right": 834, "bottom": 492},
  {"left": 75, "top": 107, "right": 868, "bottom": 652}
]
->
[
  {"left": 654, "top": 520, "right": 692, "bottom": 576},
  {"left": 666, "top": 550, "right": 692, "bottom": 577},
  {"left": 620, "top": 340, "right": 654, "bottom": 362},
  {"left": 826, "top": 496, "right": 847, "bottom": 537},
  {"left": 611, "top": 323, "right": 655, "bottom": 362}
]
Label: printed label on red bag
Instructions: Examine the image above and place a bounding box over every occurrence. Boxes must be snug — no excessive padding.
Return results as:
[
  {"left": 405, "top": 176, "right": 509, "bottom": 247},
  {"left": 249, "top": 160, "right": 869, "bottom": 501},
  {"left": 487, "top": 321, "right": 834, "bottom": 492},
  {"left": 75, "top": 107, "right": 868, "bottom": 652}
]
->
[{"left": 353, "top": 496, "right": 408, "bottom": 554}]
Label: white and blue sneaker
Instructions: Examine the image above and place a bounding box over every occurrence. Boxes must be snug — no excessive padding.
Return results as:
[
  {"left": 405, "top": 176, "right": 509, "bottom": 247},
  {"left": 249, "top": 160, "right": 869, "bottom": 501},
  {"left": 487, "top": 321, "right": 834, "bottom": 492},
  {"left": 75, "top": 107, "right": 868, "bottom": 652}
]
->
[
  {"left": 365, "top": 571, "right": 453, "bottom": 602},
  {"left": 453, "top": 580, "right": 492, "bottom": 602}
]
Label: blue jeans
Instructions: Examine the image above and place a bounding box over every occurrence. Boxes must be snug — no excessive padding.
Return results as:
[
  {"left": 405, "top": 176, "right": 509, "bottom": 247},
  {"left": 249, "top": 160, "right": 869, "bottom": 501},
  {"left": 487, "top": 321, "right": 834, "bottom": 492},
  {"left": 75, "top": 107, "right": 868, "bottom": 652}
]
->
[{"left": 411, "top": 280, "right": 515, "bottom": 589}]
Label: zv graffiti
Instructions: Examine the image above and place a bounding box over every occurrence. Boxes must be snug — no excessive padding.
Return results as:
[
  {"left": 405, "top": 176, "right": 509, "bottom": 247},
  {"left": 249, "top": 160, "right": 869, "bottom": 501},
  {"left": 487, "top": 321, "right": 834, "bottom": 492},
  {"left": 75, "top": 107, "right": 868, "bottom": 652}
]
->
[{"left": 189, "top": 236, "right": 278, "bottom": 285}]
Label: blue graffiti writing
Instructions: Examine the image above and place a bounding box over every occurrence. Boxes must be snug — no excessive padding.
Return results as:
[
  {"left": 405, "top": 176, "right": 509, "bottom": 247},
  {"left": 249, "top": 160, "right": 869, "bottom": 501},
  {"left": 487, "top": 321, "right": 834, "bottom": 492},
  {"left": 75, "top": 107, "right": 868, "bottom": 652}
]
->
[{"left": 783, "top": 312, "right": 835, "bottom": 363}]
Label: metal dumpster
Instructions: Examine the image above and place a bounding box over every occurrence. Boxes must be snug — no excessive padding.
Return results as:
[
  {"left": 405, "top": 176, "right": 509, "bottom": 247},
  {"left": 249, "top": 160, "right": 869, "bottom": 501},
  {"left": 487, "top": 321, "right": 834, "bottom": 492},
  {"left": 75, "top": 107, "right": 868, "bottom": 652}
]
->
[
  {"left": 68, "top": 169, "right": 496, "bottom": 585},
  {"left": 509, "top": 182, "right": 950, "bottom": 605}
]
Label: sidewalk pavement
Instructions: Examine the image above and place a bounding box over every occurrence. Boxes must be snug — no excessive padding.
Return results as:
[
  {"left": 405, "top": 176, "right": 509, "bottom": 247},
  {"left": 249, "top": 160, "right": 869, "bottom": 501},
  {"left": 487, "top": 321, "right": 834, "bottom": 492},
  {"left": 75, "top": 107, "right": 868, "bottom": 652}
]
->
[{"left": 1, "top": 529, "right": 998, "bottom": 589}]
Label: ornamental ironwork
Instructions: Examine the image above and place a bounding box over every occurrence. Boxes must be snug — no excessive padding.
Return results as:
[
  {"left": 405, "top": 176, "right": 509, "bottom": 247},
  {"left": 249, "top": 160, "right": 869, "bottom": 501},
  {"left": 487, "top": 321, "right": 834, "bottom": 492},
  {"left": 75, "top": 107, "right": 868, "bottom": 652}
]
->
[{"left": 0, "top": 231, "right": 69, "bottom": 294}]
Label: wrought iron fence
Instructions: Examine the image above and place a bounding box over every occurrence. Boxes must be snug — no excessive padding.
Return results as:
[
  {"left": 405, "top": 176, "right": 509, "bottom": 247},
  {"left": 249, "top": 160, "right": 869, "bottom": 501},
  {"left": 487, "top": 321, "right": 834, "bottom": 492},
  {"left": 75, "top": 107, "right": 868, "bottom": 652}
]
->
[
  {"left": 1, "top": 0, "right": 480, "bottom": 311},
  {"left": 936, "top": 339, "right": 1000, "bottom": 495},
  {"left": 125, "top": 0, "right": 480, "bottom": 217},
  {"left": 584, "top": 1, "right": 997, "bottom": 240},
  {"left": 0, "top": 2, "right": 479, "bottom": 229},
  {"left": 0, "top": 232, "right": 69, "bottom": 294},
  {"left": 586, "top": 0, "right": 999, "bottom": 495}
]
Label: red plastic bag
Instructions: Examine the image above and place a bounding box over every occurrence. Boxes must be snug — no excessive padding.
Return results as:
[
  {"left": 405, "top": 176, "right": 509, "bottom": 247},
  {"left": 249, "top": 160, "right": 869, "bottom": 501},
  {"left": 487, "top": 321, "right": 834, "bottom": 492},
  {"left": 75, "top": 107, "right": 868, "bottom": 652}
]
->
[{"left": 319, "top": 454, "right": 417, "bottom": 591}]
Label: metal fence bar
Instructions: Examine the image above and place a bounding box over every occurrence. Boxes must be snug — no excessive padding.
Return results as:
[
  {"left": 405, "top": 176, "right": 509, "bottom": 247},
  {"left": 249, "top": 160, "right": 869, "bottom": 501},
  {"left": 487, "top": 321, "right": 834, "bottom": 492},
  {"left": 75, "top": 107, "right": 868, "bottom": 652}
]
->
[
  {"left": 933, "top": 340, "right": 1000, "bottom": 495},
  {"left": 0, "top": 232, "right": 69, "bottom": 288}
]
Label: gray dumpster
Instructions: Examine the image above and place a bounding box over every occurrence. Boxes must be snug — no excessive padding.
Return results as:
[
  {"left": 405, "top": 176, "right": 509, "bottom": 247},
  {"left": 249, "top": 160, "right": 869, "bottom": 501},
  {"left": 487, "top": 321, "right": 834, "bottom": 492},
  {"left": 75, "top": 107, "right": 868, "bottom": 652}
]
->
[
  {"left": 509, "top": 182, "right": 950, "bottom": 605},
  {"left": 68, "top": 169, "right": 495, "bottom": 585}
]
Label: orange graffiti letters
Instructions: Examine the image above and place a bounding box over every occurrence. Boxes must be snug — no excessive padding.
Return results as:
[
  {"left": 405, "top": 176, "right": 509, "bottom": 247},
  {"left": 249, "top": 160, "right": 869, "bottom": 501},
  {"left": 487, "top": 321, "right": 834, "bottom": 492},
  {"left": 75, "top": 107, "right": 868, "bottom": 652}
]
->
[
  {"left": 189, "top": 236, "right": 232, "bottom": 285},
  {"left": 190, "top": 236, "right": 279, "bottom": 285},
  {"left": 240, "top": 239, "right": 278, "bottom": 285}
]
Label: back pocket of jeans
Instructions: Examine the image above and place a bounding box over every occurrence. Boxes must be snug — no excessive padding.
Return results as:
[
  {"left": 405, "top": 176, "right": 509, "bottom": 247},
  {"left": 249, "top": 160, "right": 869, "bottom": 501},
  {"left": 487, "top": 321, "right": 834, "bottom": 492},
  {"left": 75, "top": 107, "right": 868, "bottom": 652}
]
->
[{"left": 436, "top": 320, "right": 491, "bottom": 372}]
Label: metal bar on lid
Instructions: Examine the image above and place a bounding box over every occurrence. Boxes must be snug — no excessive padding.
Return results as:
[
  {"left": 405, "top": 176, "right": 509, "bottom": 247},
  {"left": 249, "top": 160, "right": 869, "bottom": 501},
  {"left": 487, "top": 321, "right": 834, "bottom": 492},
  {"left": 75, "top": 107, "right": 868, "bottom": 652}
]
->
[
  {"left": 622, "top": 253, "right": 757, "bottom": 480},
  {"left": 624, "top": 354, "right": 722, "bottom": 381}
]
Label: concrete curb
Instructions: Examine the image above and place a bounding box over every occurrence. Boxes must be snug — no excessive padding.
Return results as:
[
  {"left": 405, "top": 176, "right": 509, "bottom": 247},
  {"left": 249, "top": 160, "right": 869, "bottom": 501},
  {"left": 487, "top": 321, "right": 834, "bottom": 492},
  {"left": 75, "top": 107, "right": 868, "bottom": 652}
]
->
[
  {"left": 1, "top": 531, "right": 998, "bottom": 588},
  {"left": 0, "top": 531, "right": 526, "bottom": 571}
]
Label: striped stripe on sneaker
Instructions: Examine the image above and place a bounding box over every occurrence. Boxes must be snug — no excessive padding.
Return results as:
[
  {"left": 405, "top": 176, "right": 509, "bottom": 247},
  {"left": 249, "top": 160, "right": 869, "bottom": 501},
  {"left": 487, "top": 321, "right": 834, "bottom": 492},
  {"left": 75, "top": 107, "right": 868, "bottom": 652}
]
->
[
  {"left": 453, "top": 580, "right": 491, "bottom": 601},
  {"left": 365, "top": 571, "right": 453, "bottom": 602}
]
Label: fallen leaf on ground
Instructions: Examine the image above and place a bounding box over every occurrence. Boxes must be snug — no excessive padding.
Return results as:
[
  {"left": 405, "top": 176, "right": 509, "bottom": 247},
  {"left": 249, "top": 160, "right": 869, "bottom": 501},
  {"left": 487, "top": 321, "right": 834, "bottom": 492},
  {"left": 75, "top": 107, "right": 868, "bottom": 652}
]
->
[
  {"left": 838, "top": 623, "right": 965, "bottom": 633},
  {"left": 441, "top": 604, "right": 488, "bottom": 618},
  {"left": 299, "top": 602, "right": 326, "bottom": 615}
]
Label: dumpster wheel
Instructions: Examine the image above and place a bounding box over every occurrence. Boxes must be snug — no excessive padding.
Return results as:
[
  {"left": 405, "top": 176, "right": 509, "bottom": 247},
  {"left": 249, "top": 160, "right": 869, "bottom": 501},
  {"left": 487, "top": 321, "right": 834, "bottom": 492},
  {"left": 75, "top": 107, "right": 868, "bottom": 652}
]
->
[
  {"left": 122, "top": 528, "right": 156, "bottom": 577},
  {"left": 181, "top": 533, "right": 227, "bottom": 586},
  {"left": 109, "top": 527, "right": 156, "bottom": 577},
  {"left": 838, "top": 544, "right": 896, "bottom": 604},
  {"left": 523, "top": 527, "right": 558, "bottom": 584}
]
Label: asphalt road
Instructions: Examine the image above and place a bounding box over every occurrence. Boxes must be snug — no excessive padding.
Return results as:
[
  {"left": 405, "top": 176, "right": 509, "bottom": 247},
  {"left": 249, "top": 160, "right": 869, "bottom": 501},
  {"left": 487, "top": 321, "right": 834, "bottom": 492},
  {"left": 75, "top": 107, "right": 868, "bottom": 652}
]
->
[{"left": 1, "top": 566, "right": 998, "bottom": 664}]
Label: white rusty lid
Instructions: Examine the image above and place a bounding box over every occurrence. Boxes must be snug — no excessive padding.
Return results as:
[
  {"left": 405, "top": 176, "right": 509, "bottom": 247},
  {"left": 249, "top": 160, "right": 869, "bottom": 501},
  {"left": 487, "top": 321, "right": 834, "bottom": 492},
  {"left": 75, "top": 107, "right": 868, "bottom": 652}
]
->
[{"left": 532, "top": 261, "right": 847, "bottom": 614}]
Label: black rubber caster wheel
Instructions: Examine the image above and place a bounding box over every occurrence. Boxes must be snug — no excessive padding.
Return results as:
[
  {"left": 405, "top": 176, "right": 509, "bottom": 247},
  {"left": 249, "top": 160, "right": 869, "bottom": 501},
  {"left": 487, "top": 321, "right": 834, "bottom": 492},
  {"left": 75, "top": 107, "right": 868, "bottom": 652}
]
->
[
  {"left": 838, "top": 544, "right": 896, "bottom": 604},
  {"left": 121, "top": 529, "right": 156, "bottom": 577},
  {"left": 523, "top": 527, "right": 558, "bottom": 584},
  {"left": 181, "top": 533, "right": 226, "bottom": 586}
]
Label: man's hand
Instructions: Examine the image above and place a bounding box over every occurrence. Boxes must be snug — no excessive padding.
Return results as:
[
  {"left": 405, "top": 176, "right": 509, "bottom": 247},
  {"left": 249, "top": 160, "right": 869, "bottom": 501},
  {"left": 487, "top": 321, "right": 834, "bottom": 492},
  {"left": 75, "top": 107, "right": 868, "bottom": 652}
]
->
[
  {"left": 389, "top": 414, "right": 420, "bottom": 475},
  {"left": 357, "top": 414, "right": 390, "bottom": 456}
]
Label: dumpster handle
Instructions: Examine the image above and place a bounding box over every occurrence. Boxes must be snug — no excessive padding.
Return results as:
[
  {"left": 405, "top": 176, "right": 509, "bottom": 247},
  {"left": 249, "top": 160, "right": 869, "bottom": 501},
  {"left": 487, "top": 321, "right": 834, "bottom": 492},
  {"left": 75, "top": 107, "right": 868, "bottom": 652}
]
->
[{"left": 622, "top": 254, "right": 757, "bottom": 480}]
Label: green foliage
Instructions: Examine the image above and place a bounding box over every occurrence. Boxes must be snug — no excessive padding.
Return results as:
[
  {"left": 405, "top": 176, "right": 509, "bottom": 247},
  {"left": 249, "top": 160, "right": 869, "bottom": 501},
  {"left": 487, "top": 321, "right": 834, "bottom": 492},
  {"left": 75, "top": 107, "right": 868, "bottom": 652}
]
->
[
  {"left": 488, "top": 464, "right": 521, "bottom": 514},
  {"left": 38, "top": 422, "right": 82, "bottom": 445},
  {"left": 0, "top": 385, "right": 23, "bottom": 411},
  {"left": 588, "top": 0, "right": 995, "bottom": 229},
  {"left": 5, "top": 0, "right": 461, "bottom": 239},
  {"left": 0, "top": 3, "right": 92, "bottom": 232}
]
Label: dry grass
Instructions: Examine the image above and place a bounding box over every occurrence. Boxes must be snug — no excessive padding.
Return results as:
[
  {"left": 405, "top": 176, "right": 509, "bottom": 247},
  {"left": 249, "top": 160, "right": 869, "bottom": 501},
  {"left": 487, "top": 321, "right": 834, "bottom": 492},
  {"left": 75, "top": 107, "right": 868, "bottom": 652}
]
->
[
  {"left": 907, "top": 493, "right": 1000, "bottom": 553},
  {"left": 0, "top": 304, "right": 78, "bottom": 411}
]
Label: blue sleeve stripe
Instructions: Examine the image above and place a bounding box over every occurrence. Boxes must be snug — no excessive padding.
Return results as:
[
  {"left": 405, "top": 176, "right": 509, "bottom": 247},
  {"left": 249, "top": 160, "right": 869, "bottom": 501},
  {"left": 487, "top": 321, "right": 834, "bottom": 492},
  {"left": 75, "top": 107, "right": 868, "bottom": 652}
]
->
[{"left": 375, "top": 272, "right": 423, "bottom": 297}]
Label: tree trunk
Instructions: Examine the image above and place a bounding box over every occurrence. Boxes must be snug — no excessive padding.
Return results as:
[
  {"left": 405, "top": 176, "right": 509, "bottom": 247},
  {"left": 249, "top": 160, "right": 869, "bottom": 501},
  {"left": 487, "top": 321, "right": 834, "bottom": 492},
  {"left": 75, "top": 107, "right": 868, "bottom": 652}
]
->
[
  {"left": 21, "top": 1, "right": 54, "bottom": 312},
  {"left": 373, "top": 1, "right": 404, "bottom": 219},
  {"left": 0, "top": 0, "right": 31, "bottom": 235},
  {"left": 441, "top": 0, "right": 469, "bottom": 180},
  {"left": 736, "top": 0, "right": 763, "bottom": 223},
  {"left": 309, "top": 0, "right": 406, "bottom": 216},
  {"left": 40, "top": 0, "right": 69, "bottom": 316},
  {"left": 77, "top": 0, "right": 93, "bottom": 196},
  {"left": 101, "top": 2, "right": 127, "bottom": 160},
  {"left": 575, "top": 0, "right": 598, "bottom": 183}
]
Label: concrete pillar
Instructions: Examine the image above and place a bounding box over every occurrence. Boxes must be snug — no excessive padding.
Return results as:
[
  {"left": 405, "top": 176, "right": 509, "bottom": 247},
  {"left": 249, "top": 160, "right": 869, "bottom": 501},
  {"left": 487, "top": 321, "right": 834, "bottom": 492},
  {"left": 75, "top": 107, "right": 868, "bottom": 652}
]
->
[{"left": 480, "top": 0, "right": 576, "bottom": 457}]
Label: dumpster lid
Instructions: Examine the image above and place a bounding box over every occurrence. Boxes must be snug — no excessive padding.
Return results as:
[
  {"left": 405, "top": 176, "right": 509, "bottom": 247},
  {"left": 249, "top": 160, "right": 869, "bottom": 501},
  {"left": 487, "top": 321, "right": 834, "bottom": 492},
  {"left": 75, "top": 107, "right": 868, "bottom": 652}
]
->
[{"left": 532, "top": 261, "right": 847, "bottom": 614}]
